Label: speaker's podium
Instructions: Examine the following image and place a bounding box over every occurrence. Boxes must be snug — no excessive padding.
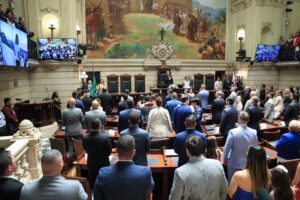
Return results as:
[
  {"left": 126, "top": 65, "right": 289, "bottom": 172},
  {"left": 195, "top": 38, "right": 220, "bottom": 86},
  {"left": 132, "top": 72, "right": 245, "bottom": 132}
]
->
[{"left": 157, "top": 65, "right": 171, "bottom": 88}]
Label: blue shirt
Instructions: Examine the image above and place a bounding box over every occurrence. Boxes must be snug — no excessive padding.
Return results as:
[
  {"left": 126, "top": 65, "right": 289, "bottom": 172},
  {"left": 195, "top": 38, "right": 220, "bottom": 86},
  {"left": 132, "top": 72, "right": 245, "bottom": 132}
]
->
[
  {"left": 198, "top": 90, "right": 209, "bottom": 108},
  {"left": 276, "top": 131, "right": 300, "bottom": 160},
  {"left": 165, "top": 99, "right": 181, "bottom": 122},
  {"left": 174, "top": 129, "right": 206, "bottom": 166},
  {"left": 173, "top": 103, "right": 192, "bottom": 133}
]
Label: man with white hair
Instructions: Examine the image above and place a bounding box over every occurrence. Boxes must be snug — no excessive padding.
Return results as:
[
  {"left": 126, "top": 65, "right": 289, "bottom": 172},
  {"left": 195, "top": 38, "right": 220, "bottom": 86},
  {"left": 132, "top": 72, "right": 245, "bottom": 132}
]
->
[
  {"left": 85, "top": 100, "right": 107, "bottom": 132},
  {"left": 21, "top": 149, "right": 87, "bottom": 200}
]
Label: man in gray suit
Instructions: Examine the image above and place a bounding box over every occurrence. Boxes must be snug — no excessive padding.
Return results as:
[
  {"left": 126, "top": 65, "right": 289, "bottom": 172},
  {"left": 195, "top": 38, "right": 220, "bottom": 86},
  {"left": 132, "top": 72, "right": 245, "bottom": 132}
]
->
[
  {"left": 223, "top": 111, "right": 258, "bottom": 183},
  {"left": 85, "top": 100, "right": 107, "bottom": 132},
  {"left": 169, "top": 136, "right": 228, "bottom": 200},
  {"left": 20, "top": 149, "right": 87, "bottom": 200},
  {"left": 62, "top": 98, "right": 83, "bottom": 151}
]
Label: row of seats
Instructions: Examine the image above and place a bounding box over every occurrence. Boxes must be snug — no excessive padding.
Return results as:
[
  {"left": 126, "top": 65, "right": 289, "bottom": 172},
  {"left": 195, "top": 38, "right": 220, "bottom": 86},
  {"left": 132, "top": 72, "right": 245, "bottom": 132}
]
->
[{"left": 107, "top": 74, "right": 145, "bottom": 93}]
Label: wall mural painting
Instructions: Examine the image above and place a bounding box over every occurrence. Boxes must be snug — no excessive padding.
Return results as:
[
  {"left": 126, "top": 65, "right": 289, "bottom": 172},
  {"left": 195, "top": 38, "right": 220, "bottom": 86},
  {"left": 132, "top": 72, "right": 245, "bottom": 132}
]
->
[{"left": 85, "top": 0, "right": 226, "bottom": 59}]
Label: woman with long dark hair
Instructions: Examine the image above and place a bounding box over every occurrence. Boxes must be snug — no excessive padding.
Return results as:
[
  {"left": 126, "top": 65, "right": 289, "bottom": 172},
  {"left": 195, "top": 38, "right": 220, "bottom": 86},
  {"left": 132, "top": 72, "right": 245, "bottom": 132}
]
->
[
  {"left": 270, "top": 165, "right": 294, "bottom": 200},
  {"left": 51, "top": 91, "right": 61, "bottom": 122},
  {"left": 228, "top": 145, "right": 270, "bottom": 199}
]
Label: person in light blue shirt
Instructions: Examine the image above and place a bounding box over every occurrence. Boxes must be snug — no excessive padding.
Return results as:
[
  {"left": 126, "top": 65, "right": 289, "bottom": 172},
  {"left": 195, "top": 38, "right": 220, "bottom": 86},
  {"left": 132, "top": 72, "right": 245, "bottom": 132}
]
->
[
  {"left": 0, "top": 103, "right": 7, "bottom": 136},
  {"left": 197, "top": 84, "right": 209, "bottom": 109},
  {"left": 223, "top": 111, "right": 257, "bottom": 183}
]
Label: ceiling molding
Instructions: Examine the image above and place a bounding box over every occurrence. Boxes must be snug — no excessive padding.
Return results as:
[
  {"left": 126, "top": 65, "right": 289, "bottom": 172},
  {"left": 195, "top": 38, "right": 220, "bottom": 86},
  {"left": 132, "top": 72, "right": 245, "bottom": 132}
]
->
[{"left": 230, "top": 0, "right": 252, "bottom": 13}]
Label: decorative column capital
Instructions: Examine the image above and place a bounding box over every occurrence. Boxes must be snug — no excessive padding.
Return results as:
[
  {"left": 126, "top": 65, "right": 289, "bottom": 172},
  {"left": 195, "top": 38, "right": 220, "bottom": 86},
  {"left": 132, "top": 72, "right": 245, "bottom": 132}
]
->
[{"left": 13, "top": 120, "right": 42, "bottom": 140}]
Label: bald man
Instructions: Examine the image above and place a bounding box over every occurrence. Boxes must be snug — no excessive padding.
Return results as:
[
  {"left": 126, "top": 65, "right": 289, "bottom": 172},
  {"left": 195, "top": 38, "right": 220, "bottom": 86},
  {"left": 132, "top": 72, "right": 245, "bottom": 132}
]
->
[
  {"left": 85, "top": 100, "right": 107, "bottom": 133},
  {"left": 62, "top": 98, "right": 84, "bottom": 151},
  {"left": 21, "top": 150, "right": 87, "bottom": 200}
]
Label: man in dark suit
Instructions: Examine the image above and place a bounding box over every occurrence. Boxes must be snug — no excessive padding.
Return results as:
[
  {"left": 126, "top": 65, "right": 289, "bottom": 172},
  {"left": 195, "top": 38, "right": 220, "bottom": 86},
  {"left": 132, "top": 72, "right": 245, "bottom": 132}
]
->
[
  {"left": 0, "top": 148, "right": 23, "bottom": 200},
  {"left": 98, "top": 88, "right": 113, "bottom": 115},
  {"left": 284, "top": 93, "right": 300, "bottom": 125},
  {"left": 83, "top": 118, "right": 112, "bottom": 188},
  {"left": 246, "top": 96, "right": 264, "bottom": 139},
  {"left": 118, "top": 99, "right": 143, "bottom": 132},
  {"left": 94, "top": 135, "right": 154, "bottom": 200},
  {"left": 220, "top": 97, "right": 238, "bottom": 144},
  {"left": 67, "top": 91, "right": 85, "bottom": 114},
  {"left": 211, "top": 91, "right": 225, "bottom": 124},
  {"left": 120, "top": 112, "right": 150, "bottom": 166},
  {"left": 174, "top": 115, "right": 206, "bottom": 167},
  {"left": 173, "top": 95, "right": 192, "bottom": 133},
  {"left": 85, "top": 100, "right": 107, "bottom": 132}
]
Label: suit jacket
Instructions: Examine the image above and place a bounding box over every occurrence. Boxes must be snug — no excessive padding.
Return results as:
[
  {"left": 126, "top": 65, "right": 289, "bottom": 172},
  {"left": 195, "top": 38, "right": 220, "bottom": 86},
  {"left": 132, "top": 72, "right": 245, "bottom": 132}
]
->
[
  {"left": 98, "top": 92, "right": 113, "bottom": 115},
  {"left": 120, "top": 127, "right": 150, "bottom": 166},
  {"left": 174, "top": 129, "right": 206, "bottom": 166},
  {"left": 0, "top": 177, "right": 23, "bottom": 200},
  {"left": 197, "top": 90, "right": 209, "bottom": 108},
  {"left": 83, "top": 131, "right": 112, "bottom": 170},
  {"left": 246, "top": 105, "right": 264, "bottom": 132},
  {"left": 20, "top": 176, "right": 87, "bottom": 200},
  {"left": 284, "top": 100, "right": 300, "bottom": 125},
  {"left": 147, "top": 107, "right": 172, "bottom": 137},
  {"left": 118, "top": 108, "right": 143, "bottom": 132},
  {"left": 173, "top": 103, "right": 192, "bottom": 133},
  {"left": 220, "top": 105, "right": 238, "bottom": 137},
  {"left": 165, "top": 99, "right": 181, "bottom": 122},
  {"left": 211, "top": 97, "right": 225, "bottom": 123},
  {"left": 169, "top": 156, "right": 228, "bottom": 200},
  {"left": 223, "top": 125, "right": 257, "bottom": 169},
  {"left": 94, "top": 161, "right": 154, "bottom": 200},
  {"left": 276, "top": 131, "right": 300, "bottom": 159},
  {"left": 264, "top": 99, "right": 274, "bottom": 120},
  {"left": 82, "top": 96, "right": 93, "bottom": 113},
  {"left": 62, "top": 107, "right": 83, "bottom": 136},
  {"left": 85, "top": 109, "right": 107, "bottom": 132},
  {"left": 67, "top": 99, "right": 85, "bottom": 114}
]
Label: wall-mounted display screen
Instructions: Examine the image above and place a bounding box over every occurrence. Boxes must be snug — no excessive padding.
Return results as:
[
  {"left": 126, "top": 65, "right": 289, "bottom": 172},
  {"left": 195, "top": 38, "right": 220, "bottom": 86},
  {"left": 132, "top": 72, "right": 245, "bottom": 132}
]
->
[
  {"left": 255, "top": 44, "right": 281, "bottom": 62},
  {"left": 0, "top": 20, "right": 28, "bottom": 67},
  {"left": 38, "top": 38, "right": 77, "bottom": 61}
]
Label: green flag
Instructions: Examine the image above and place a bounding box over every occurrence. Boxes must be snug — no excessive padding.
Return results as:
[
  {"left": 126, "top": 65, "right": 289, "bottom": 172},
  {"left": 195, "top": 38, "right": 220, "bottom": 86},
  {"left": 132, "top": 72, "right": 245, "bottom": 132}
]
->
[{"left": 89, "top": 74, "right": 97, "bottom": 98}]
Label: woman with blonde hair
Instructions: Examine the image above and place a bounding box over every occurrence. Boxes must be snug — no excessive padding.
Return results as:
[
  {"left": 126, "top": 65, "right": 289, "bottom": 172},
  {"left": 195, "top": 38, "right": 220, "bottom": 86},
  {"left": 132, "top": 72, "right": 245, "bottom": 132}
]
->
[
  {"left": 276, "top": 120, "right": 300, "bottom": 161},
  {"left": 228, "top": 145, "right": 270, "bottom": 199}
]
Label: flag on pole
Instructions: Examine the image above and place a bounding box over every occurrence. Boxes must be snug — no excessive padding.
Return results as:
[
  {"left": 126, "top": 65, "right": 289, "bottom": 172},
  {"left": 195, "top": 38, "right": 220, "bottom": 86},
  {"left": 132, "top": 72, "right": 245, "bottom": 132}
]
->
[{"left": 89, "top": 74, "right": 97, "bottom": 98}]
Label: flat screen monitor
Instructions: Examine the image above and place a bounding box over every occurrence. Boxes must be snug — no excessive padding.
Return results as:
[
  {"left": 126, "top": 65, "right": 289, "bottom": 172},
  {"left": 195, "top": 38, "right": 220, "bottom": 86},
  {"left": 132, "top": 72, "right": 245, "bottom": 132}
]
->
[
  {"left": 255, "top": 44, "right": 281, "bottom": 62},
  {"left": 38, "top": 38, "right": 77, "bottom": 61},
  {"left": 0, "top": 20, "right": 28, "bottom": 67}
]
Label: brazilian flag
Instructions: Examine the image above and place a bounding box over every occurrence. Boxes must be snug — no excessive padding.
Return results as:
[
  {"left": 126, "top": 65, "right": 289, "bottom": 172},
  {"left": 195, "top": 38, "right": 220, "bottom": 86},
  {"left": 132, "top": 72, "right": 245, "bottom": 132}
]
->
[{"left": 89, "top": 74, "right": 98, "bottom": 98}]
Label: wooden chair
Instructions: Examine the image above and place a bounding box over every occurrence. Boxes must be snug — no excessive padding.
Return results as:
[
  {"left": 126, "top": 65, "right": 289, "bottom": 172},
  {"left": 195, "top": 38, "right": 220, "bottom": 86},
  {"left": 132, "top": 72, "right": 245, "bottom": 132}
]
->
[
  {"left": 150, "top": 137, "right": 170, "bottom": 150},
  {"left": 65, "top": 176, "right": 92, "bottom": 200},
  {"left": 278, "top": 159, "right": 300, "bottom": 180},
  {"left": 107, "top": 74, "right": 119, "bottom": 93},
  {"left": 205, "top": 73, "right": 215, "bottom": 90},
  {"left": 49, "top": 138, "right": 75, "bottom": 172},
  {"left": 134, "top": 73, "right": 145, "bottom": 92},
  {"left": 194, "top": 73, "right": 204, "bottom": 90},
  {"left": 72, "top": 138, "right": 85, "bottom": 159},
  {"left": 120, "top": 74, "right": 132, "bottom": 93},
  {"left": 262, "top": 130, "right": 281, "bottom": 141}
]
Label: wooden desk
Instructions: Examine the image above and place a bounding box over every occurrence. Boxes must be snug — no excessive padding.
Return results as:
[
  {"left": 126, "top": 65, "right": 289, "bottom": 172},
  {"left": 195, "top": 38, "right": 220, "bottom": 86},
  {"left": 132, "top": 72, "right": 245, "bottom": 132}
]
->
[
  {"left": 74, "top": 151, "right": 177, "bottom": 200},
  {"left": 200, "top": 125, "right": 221, "bottom": 137}
]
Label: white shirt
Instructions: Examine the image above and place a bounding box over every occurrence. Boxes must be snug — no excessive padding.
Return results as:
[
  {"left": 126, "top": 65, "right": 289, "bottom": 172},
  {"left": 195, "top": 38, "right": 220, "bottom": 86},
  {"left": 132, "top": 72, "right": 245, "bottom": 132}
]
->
[{"left": 0, "top": 111, "right": 6, "bottom": 128}]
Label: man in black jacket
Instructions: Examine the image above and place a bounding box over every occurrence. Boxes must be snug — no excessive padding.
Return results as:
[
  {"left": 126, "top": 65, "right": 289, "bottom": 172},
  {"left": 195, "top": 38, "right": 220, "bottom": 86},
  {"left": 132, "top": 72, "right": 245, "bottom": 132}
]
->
[
  {"left": 284, "top": 93, "right": 300, "bottom": 126},
  {"left": 0, "top": 148, "right": 23, "bottom": 200},
  {"left": 219, "top": 97, "right": 238, "bottom": 144},
  {"left": 82, "top": 118, "right": 112, "bottom": 188},
  {"left": 211, "top": 91, "right": 225, "bottom": 124},
  {"left": 246, "top": 96, "right": 264, "bottom": 140},
  {"left": 98, "top": 88, "right": 113, "bottom": 115}
]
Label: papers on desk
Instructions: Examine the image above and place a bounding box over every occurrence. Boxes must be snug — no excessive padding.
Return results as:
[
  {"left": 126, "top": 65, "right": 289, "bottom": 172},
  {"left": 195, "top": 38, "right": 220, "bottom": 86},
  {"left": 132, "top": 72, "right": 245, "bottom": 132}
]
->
[
  {"left": 108, "top": 129, "right": 116, "bottom": 137},
  {"left": 260, "top": 123, "right": 268, "bottom": 129},
  {"left": 276, "top": 121, "right": 286, "bottom": 127},
  {"left": 204, "top": 125, "right": 215, "bottom": 131},
  {"left": 164, "top": 149, "right": 178, "bottom": 157}
]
